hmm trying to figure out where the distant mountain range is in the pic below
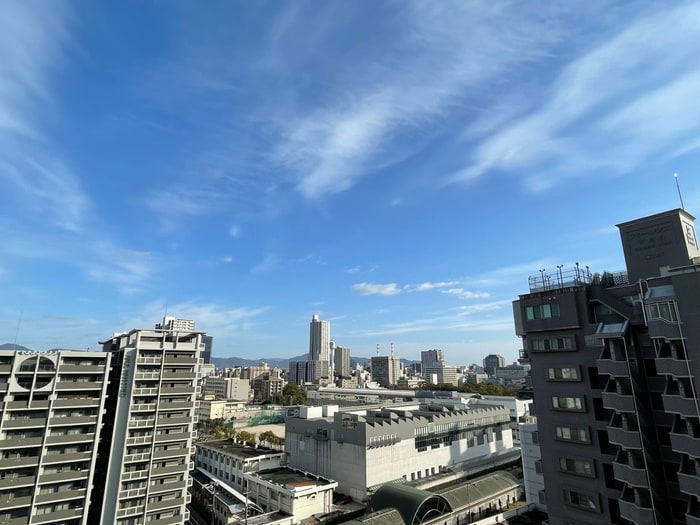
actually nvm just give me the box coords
[1,344,417,370]
[210,354,418,370]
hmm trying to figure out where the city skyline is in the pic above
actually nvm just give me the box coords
[3,2,700,364]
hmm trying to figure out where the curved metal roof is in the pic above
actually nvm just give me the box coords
[370,483,452,525]
[439,471,520,511]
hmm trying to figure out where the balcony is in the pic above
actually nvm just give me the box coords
[133,387,159,396]
[619,499,655,524]
[124,452,151,464]
[150,464,187,477]
[679,472,700,498]
[149,480,185,494]
[0,437,43,448]
[0,456,40,468]
[3,417,47,429]
[613,461,648,488]
[157,416,192,427]
[596,358,629,377]
[0,495,32,508]
[146,514,185,525]
[662,394,699,417]
[607,426,642,449]
[163,356,197,366]
[688,512,700,525]
[58,364,105,373]
[0,363,12,373]
[152,448,187,460]
[162,371,194,379]
[49,415,98,426]
[155,432,190,443]
[4,400,50,410]
[53,398,101,408]
[131,403,157,413]
[602,391,636,413]
[159,386,195,395]
[55,381,103,391]
[670,432,700,458]
[41,452,93,465]
[0,475,35,490]
[39,470,89,484]
[116,505,145,518]
[137,356,162,365]
[34,488,86,504]
[45,433,95,445]
[128,418,156,429]
[147,496,185,512]
[647,319,682,340]
[655,358,691,377]
[121,470,148,482]
[119,487,147,499]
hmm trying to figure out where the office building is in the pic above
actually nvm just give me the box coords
[286,402,515,501]
[92,319,203,525]
[423,364,459,386]
[0,350,111,525]
[513,208,700,524]
[483,354,505,376]
[334,346,351,379]
[202,376,250,401]
[370,354,401,388]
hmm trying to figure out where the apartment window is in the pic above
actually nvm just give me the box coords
[645,302,677,323]
[548,367,580,381]
[526,303,560,320]
[532,336,574,352]
[559,457,594,477]
[535,460,543,474]
[552,396,585,412]
[531,431,539,444]
[555,425,590,443]
[563,488,599,512]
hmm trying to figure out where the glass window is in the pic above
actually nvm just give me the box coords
[559,457,594,477]
[548,367,580,381]
[555,425,590,443]
[552,396,585,411]
[563,488,599,511]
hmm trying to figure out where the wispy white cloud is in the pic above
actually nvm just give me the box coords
[266,2,568,199]
[449,2,700,189]
[345,266,361,274]
[229,225,240,238]
[405,281,460,292]
[443,288,491,300]
[122,300,268,338]
[352,282,401,296]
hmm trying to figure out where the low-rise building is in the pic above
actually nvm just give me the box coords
[286,402,515,501]
[203,376,251,401]
[519,421,546,513]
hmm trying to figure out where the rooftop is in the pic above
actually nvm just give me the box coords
[197,440,281,458]
[251,467,336,489]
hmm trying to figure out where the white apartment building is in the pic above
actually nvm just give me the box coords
[0,350,111,525]
[202,376,250,401]
[96,322,203,525]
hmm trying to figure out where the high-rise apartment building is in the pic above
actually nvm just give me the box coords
[334,346,351,378]
[92,319,203,525]
[309,315,330,363]
[513,208,700,524]
[0,350,111,525]
[483,354,505,376]
[201,335,213,364]
[0,317,202,525]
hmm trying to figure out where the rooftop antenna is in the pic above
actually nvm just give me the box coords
[675,173,686,210]
[376,344,380,356]
[390,342,394,356]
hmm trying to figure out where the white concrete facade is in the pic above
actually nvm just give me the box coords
[519,421,546,512]
[286,403,514,501]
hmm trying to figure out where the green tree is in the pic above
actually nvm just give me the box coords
[282,384,307,405]
[238,430,256,446]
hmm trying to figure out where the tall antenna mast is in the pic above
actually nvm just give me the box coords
[13,315,22,351]
[376,344,380,356]
[390,342,394,356]
[675,173,686,210]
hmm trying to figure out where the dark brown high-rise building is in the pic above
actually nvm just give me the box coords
[514,208,700,524]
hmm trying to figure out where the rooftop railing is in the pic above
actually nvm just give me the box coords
[528,264,628,292]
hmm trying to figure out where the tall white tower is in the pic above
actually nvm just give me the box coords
[309,314,330,363]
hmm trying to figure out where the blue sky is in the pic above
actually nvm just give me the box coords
[2,1,700,365]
